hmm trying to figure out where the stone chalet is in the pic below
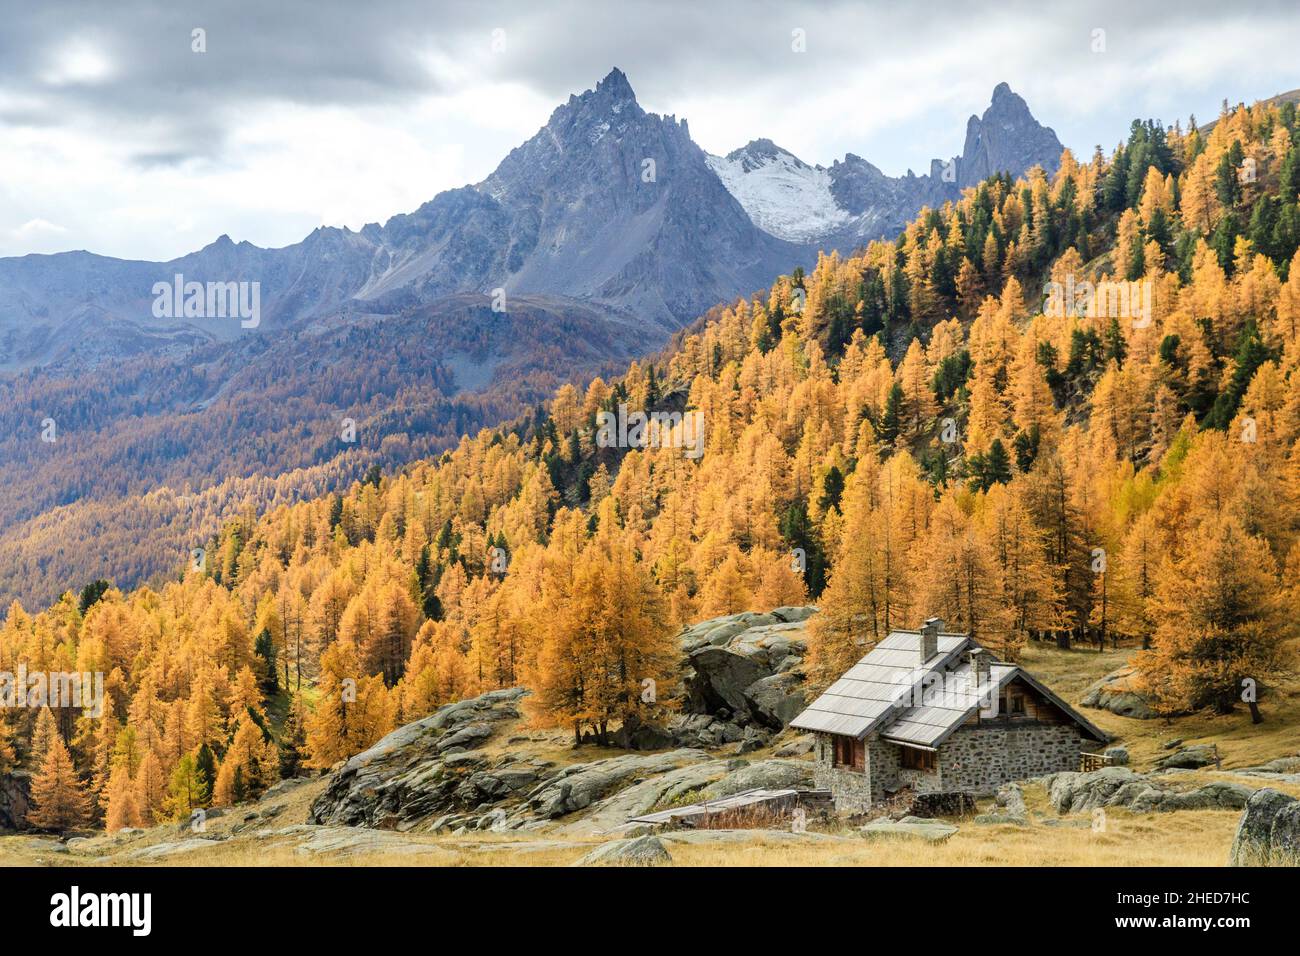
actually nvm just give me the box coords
[790,618,1107,813]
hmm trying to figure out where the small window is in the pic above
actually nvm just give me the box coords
[900,747,936,772]
[832,736,865,771]
[1009,693,1026,716]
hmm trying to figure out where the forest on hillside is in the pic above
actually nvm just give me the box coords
[5,95,1300,832]
[0,296,639,610]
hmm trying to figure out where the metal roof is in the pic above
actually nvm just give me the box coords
[789,629,969,739]
[882,662,1016,748]
[791,629,1110,746]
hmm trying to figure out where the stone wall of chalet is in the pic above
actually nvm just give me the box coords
[812,732,900,813]
[935,722,1084,794]
[814,722,1087,811]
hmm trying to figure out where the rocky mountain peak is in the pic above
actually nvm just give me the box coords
[559,66,643,122]
[974,81,1037,133]
[460,68,791,327]
[956,82,1063,187]
[712,83,1064,249]
[476,68,664,207]
[595,66,635,99]
[723,138,810,172]
[0,71,1064,374]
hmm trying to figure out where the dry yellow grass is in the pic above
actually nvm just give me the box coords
[4,639,1295,868]
[661,812,1242,867]
[1018,640,1300,771]
[0,797,1246,868]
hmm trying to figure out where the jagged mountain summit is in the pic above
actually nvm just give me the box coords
[707,140,852,243]
[955,82,1065,187]
[707,81,1064,247]
[0,71,1062,371]
[0,69,795,370]
[355,68,796,332]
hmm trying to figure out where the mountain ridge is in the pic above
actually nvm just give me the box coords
[0,70,1069,606]
[706,79,1064,246]
[0,70,1062,372]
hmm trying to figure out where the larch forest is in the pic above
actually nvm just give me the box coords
[8,95,1300,837]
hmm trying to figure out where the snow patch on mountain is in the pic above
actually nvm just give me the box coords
[706,140,850,244]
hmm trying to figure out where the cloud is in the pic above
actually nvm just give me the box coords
[40,38,116,87]
[6,219,70,256]
[0,0,1297,259]
[12,218,68,239]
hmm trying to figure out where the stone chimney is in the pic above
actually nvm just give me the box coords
[919,618,940,664]
[968,646,990,690]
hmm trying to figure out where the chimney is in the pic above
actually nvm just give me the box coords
[919,618,940,664]
[968,647,990,690]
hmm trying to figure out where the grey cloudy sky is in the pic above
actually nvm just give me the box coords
[2,0,1298,260]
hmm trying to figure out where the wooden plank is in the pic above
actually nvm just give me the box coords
[626,788,803,825]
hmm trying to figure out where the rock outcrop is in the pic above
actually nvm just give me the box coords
[308,608,827,834]
[1229,788,1300,866]
[1236,756,1300,775]
[774,734,814,757]
[1080,666,1154,719]
[574,834,672,866]
[1228,756,1300,784]
[124,838,223,860]
[674,607,814,747]
[1045,767,1252,814]
[522,749,712,821]
[1154,744,1219,771]
[552,756,814,835]
[861,816,958,842]
[556,760,730,834]
[309,688,537,829]
[696,759,813,800]
[0,771,31,832]
[975,783,1030,826]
